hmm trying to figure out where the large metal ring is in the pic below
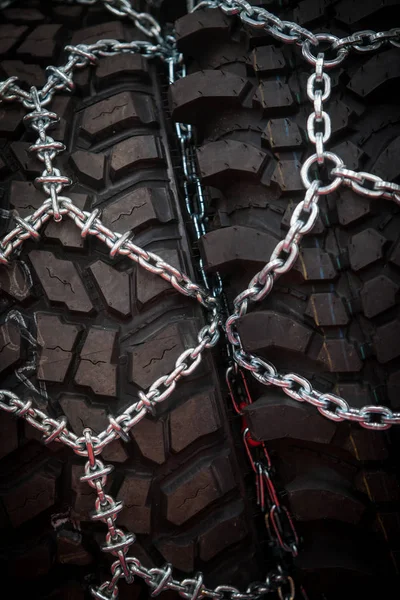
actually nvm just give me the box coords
[300,151,344,195]
[302,33,349,68]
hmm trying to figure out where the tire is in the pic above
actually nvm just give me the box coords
[167,0,400,597]
[0,3,261,598]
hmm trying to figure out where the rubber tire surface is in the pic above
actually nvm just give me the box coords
[0,2,262,598]
[167,0,400,597]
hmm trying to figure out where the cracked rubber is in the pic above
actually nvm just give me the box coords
[0,2,263,597]
[168,1,400,598]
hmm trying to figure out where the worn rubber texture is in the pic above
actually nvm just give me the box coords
[0,2,264,598]
[168,1,400,597]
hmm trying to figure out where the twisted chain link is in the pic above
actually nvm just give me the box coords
[226,366,299,559]
[84,427,292,600]
[1,0,400,598]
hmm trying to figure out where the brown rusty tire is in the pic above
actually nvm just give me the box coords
[166,0,400,597]
[0,3,263,598]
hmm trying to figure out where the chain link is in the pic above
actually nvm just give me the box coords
[83,426,290,600]
[225,175,400,429]
[226,366,299,561]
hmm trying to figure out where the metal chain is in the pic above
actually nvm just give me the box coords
[196,0,400,54]
[226,366,299,558]
[82,430,293,600]
[220,17,400,429]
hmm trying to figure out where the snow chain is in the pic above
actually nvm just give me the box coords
[0,0,400,598]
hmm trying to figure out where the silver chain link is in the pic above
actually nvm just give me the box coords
[1,0,400,597]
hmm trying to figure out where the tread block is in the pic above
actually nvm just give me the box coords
[197,140,268,186]
[36,313,79,383]
[237,310,313,354]
[343,428,388,462]
[70,150,105,190]
[56,530,93,566]
[335,0,399,24]
[305,293,349,327]
[317,339,362,372]
[293,0,328,26]
[136,248,180,307]
[0,260,32,301]
[349,229,386,271]
[75,327,118,397]
[70,21,125,46]
[29,250,93,313]
[156,538,195,573]
[0,60,46,88]
[89,260,131,318]
[287,469,366,524]
[118,473,151,534]
[128,322,191,390]
[9,178,47,215]
[59,394,108,434]
[80,91,157,143]
[361,275,398,318]
[199,503,248,562]
[253,81,295,115]
[50,4,83,24]
[3,8,44,23]
[262,118,303,151]
[59,394,127,463]
[373,320,400,363]
[297,248,337,281]
[10,141,42,176]
[161,452,236,526]
[0,413,18,461]
[199,225,278,273]
[17,24,62,59]
[110,135,165,181]
[0,24,28,55]
[251,46,286,75]
[0,321,21,375]
[347,51,400,98]
[331,141,363,170]
[335,383,372,410]
[389,240,400,268]
[3,460,61,527]
[175,8,231,52]
[102,186,175,235]
[130,416,165,465]
[45,193,88,249]
[95,54,149,87]
[327,99,351,136]
[337,189,371,226]
[372,136,400,182]
[169,70,249,123]
[71,463,96,517]
[243,394,336,443]
[170,391,221,453]
[355,470,400,503]
[271,158,303,192]
[388,370,400,408]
